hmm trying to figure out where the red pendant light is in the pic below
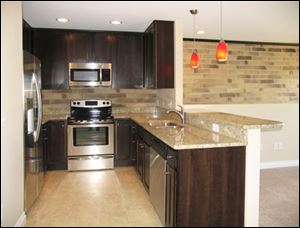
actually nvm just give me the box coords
[216,40,228,62]
[216,1,228,62]
[190,9,200,68]
[190,50,200,68]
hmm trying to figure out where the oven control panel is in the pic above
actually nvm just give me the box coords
[71,100,111,108]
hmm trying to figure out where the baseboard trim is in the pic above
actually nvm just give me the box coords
[260,160,299,169]
[14,212,26,227]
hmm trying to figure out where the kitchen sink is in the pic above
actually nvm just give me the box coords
[148,119,184,129]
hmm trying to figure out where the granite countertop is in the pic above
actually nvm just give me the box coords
[187,112,283,129]
[43,110,282,150]
[117,113,246,150]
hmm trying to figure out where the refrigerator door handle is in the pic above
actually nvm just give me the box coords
[32,72,42,143]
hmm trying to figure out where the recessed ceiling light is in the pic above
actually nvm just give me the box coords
[197,30,205,35]
[110,20,122,25]
[56,17,69,23]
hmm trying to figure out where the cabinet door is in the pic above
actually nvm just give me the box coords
[113,33,144,88]
[66,31,93,62]
[130,121,138,164]
[115,119,132,166]
[93,32,114,63]
[143,142,150,192]
[144,21,174,89]
[23,20,33,53]
[33,29,68,89]
[44,120,67,170]
[136,136,144,180]
[144,25,155,88]
[155,21,174,88]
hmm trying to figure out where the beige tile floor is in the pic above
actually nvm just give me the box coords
[25,167,162,227]
[26,166,299,227]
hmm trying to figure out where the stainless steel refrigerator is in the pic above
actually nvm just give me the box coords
[24,51,44,212]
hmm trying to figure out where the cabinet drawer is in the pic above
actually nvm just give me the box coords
[68,155,113,171]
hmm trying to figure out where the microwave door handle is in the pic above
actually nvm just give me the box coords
[32,73,42,143]
[99,66,102,85]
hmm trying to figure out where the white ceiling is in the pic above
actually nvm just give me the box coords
[23,1,299,43]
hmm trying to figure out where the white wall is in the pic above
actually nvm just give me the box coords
[1,1,25,227]
[184,104,299,163]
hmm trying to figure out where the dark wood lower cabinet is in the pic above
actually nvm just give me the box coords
[135,125,245,227]
[136,135,144,180]
[176,147,245,227]
[115,119,131,166]
[115,119,138,166]
[44,120,67,170]
[143,142,150,191]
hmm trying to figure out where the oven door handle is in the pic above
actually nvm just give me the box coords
[67,124,114,128]
[68,155,113,160]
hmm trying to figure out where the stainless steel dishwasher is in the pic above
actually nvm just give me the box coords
[149,146,166,226]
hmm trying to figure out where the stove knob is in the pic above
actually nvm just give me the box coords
[106,102,109,105]
[77,102,80,105]
[73,102,76,105]
[103,101,106,105]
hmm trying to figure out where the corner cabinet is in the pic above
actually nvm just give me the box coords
[144,20,174,88]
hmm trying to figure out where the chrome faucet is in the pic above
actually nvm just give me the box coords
[167,105,185,125]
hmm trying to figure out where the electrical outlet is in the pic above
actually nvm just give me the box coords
[278,142,284,150]
[274,142,284,151]
[212,123,220,133]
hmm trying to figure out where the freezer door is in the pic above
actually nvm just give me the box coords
[24,51,44,212]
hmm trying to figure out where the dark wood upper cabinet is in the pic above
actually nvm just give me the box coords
[23,20,33,53]
[144,20,174,88]
[112,32,144,88]
[66,31,93,62]
[33,29,69,89]
[93,32,115,62]
[30,20,174,89]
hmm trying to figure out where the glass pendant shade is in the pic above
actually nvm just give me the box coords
[190,9,199,69]
[216,40,228,62]
[190,50,200,69]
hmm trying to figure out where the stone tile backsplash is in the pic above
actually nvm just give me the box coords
[42,88,158,120]
[183,41,299,104]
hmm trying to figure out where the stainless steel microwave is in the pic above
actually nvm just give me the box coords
[69,62,112,87]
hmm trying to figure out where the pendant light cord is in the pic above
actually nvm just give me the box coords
[193,12,195,51]
[220,1,223,40]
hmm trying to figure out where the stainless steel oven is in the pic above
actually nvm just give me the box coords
[68,123,114,156]
[67,99,114,171]
[67,123,114,171]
